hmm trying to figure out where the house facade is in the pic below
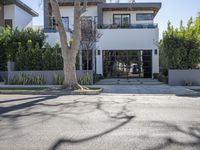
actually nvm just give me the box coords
[0,0,38,30]
[44,0,161,78]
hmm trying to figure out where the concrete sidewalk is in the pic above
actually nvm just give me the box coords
[90,84,200,96]
[0,84,200,96]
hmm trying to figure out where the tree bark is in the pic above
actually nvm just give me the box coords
[49,0,86,90]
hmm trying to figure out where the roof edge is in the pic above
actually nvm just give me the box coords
[15,0,38,17]
[0,0,38,17]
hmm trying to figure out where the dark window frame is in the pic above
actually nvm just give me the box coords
[81,16,93,41]
[4,19,12,29]
[113,14,131,26]
[61,16,69,31]
[136,13,154,21]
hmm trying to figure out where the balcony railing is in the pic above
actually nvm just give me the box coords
[97,23,158,29]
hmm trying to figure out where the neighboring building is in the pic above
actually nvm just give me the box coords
[44,0,161,78]
[0,0,38,30]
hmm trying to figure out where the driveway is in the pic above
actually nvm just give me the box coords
[0,90,200,150]
[91,84,199,96]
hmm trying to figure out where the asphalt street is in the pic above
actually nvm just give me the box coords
[0,91,200,150]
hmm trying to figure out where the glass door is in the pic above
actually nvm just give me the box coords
[121,14,130,28]
[103,50,152,78]
[113,15,121,26]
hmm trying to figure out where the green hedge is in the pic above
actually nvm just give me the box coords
[15,42,63,70]
[160,15,200,70]
[0,27,81,71]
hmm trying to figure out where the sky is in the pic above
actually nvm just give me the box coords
[21,0,200,39]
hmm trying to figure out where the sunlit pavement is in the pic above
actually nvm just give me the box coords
[0,92,200,150]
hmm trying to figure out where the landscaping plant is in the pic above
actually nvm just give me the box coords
[160,14,200,70]
[8,73,45,85]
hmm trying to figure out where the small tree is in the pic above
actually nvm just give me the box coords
[80,17,102,71]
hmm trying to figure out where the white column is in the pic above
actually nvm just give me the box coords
[96,49,103,75]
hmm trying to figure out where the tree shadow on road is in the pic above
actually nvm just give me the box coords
[144,121,200,150]
[0,95,136,148]
[0,95,58,115]
[49,97,135,150]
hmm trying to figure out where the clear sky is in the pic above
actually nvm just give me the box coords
[21,0,200,39]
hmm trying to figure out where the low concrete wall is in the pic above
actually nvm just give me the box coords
[0,71,8,81]
[0,70,93,85]
[169,69,200,86]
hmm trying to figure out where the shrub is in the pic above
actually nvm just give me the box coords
[0,27,45,62]
[53,73,64,85]
[94,74,103,83]
[181,80,194,86]
[160,15,200,70]
[0,76,3,82]
[158,74,168,84]
[8,73,45,85]
[78,74,92,85]
[153,73,159,79]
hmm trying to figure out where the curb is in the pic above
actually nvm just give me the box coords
[0,88,103,95]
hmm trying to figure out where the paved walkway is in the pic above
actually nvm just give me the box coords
[95,78,163,85]
[91,84,199,96]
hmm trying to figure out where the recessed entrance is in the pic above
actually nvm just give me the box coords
[103,50,152,78]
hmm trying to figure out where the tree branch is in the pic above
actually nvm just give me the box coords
[71,0,81,55]
[49,0,70,52]
[80,0,88,15]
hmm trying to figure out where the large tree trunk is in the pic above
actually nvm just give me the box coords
[49,0,86,90]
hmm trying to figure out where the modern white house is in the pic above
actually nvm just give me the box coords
[44,0,161,78]
[0,0,38,30]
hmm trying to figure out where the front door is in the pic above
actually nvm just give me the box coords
[103,50,152,78]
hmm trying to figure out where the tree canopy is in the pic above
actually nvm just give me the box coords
[160,14,200,70]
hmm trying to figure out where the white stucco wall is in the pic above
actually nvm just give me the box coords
[103,10,154,25]
[4,4,33,30]
[59,6,97,30]
[15,5,33,30]
[46,5,97,46]
[97,28,158,50]
[45,32,72,47]
[4,5,15,27]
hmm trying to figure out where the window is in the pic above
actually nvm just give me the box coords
[81,16,93,41]
[113,15,121,25]
[113,14,130,27]
[82,50,93,70]
[136,13,153,21]
[5,19,12,29]
[154,49,157,55]
[97,50,101,55]
[62,17,69,31]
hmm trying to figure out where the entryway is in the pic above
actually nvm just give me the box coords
[95,78,163,85]
[102,50,152,78]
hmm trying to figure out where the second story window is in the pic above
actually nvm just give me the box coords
[113,14,130,28]
[136,13,154,21]
[62,17,69,31]
[81,16,93,41]
[5,19,12,29]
